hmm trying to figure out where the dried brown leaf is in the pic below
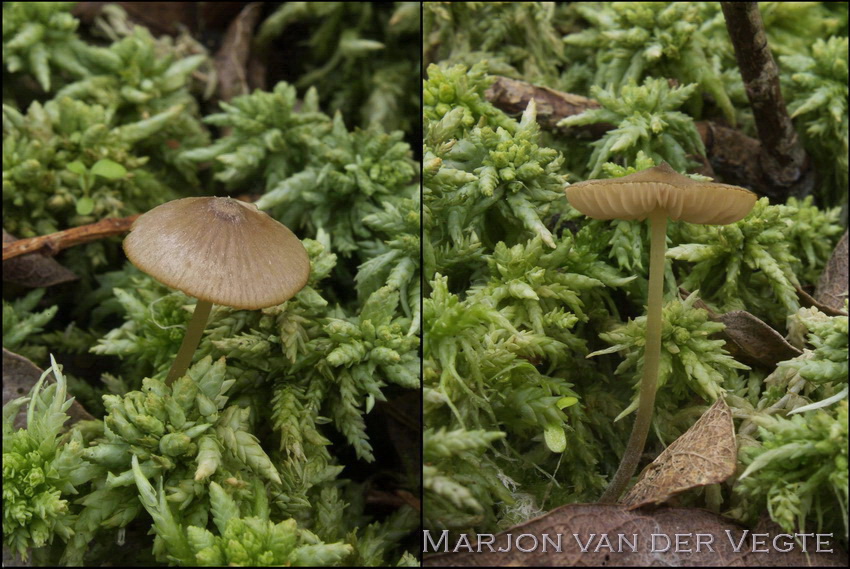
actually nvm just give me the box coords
[814,230,848,314]
[2,349,96,430]
[214,2,263,103]
[423,503,847,566]
[677,288,803,368]
[622,398,736,509]
[679,287,718,316]
[484,76,608,136]
[716,310,802,368]
[796,285,846,318]
[2,229,78,288]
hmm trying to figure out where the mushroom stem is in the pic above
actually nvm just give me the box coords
[166,299,213,385]
[600,208,667,502]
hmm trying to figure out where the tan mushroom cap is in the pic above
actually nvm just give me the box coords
[566,163,757,225]
[124,197,310,310]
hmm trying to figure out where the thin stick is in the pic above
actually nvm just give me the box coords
[599,209,667,503]
[2,215,139,261]
[166,299,213,385]
[720,2,812,197]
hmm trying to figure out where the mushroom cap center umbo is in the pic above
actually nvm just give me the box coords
[566,163,758,225]
[124,197,310,310]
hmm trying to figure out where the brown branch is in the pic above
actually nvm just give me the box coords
[485,76,613,138]
[2,215,139,262]
[720,2,814,200]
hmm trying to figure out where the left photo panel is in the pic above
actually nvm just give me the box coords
[2,2,422,567]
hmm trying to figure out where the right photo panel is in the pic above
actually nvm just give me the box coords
[422,2,848,566]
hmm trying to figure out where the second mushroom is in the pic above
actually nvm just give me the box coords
[565,162,756,502]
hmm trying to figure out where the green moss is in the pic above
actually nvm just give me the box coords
[4,2,420,565]
[424,6,847,551]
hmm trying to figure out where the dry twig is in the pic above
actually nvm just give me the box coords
[2,215,139,262]
[721,2,814,200]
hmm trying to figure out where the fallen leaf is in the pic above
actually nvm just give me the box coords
[715,310,802,368]
[423,503,847,566]
[485,76,611,138]
[2,229,78,288]
[677,289,803,368]
[814,230,848,314]
[214,2,264,103]
[796,285,846,318]
[2,349,96,430]
[622,398,736,509]
[678,288,719,316]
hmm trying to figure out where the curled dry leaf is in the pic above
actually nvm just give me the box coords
[2,229,77,288]
[484,76,609,136]
[214,2,264,103]
[2,348,95,430]
[814,230,848,314]
[423,503,847,567]
[622,398,736,509]
[716,311,802,368]
[678,288,719,316]
[796,285,846,318]
[677,288,802,368]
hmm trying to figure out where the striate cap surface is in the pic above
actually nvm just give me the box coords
[565,163,757,225]
[124,197,310,309]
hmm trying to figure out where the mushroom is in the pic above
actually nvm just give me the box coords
[123,197,310,384]
[565,162,756,502]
